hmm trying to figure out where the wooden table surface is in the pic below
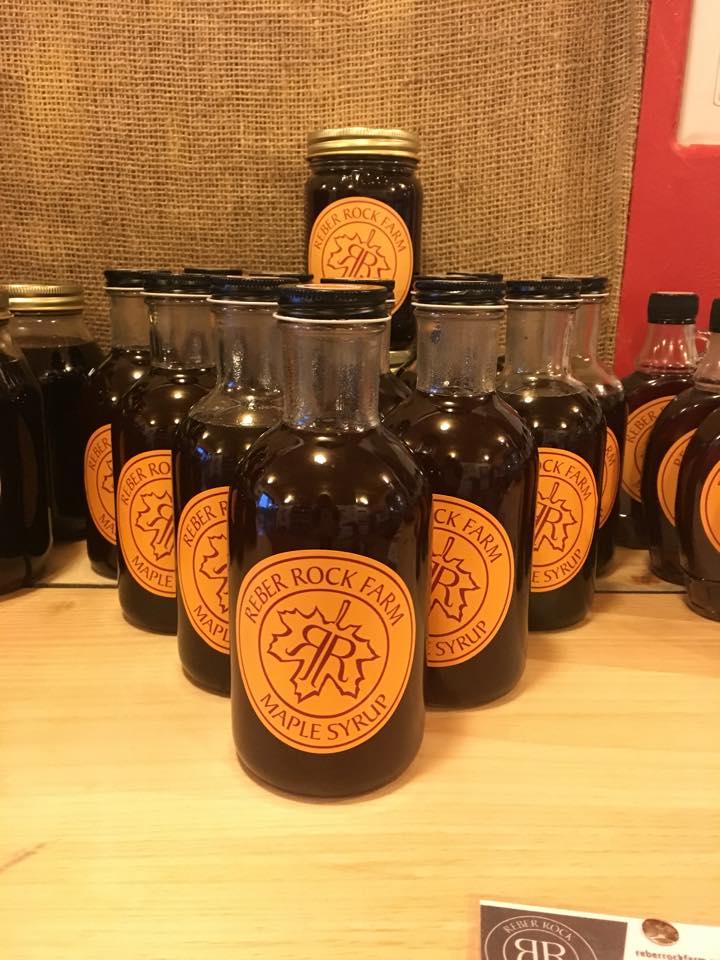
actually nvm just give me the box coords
[2,545,718,959]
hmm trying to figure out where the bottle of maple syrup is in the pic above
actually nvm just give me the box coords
[497,279,604,630]
[676,401,720,620]
[0,290,52,592]
[228,283,430,797]
[114,273,215,633]
[84,270,155,579]
[642,300,720,583]
[549,275,626,572]
[320,277,411,417]
[7,282,103,541]
[174,276,286,695]
[385,277,536,706]
[617,292,698,548]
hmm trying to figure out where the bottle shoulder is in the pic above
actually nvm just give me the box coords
[622,369,695,404]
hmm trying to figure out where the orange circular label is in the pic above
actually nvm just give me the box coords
[599,427,620,528]
[428,495,514,667]
[657,429,696,527]
[307,197,414,313]
[532,448,598,593]
[622,396,674,501]
[700,460,720,552]
[116,450,175,598]
[236,550,416,754]
[84,423,116,544]
[177,486,230,653]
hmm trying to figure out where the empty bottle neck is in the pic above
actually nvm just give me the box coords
[695,331,720,389]
[211,302,281,399]
[281,320,382,432]
[570,297,603,364]
[108,291,149,349]
[148,297,214,370]
[380,319,392,374]
[415,306,502,396]
[636,322,697,372]
[503,303,577,378]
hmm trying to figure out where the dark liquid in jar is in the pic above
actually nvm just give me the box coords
[21,339,103,540]
[229,423,429,797]
[85,346,151,578]
[114,367,214,633]
[386,392,536,706]
[498,383,604,630]
[594,390,627,572]
[0,352,52,591]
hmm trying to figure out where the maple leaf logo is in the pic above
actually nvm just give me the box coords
[136,490,175,561]
[430,534,480,622]
[100,463,114,496]
[534,481,577,553]
[198,534,228,615]
[269,599,378,703]
[326,228,391,279]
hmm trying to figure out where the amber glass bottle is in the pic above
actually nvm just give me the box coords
[229,283,430,798]
[643,302,720,583]
[676,401,720,620]
[554,275,626,572]
[385,277,536,706]
[497,279,604,630]
[0,290,52,592]
[8,282,103,541]
[617,292,698,548]
[114,273,215,633]
[174,277,285,695]
[305,127,422,351]
[83,270,154,578]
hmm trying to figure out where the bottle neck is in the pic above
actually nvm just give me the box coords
[502,303,577,378]
[281,320,382,432]
[570,297,602,364]
[416,306,502,396]
[636,322,697,372]
[694,331,720,390]
[380,318,391,374]
[108,292,149,348]
[212,302,281,398]
[148,297,214,370]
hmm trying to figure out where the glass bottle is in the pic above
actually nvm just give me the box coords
[676,403,720,620]
[558,275,627,572]
[497,279,605,630]
[643,301,720,583]
[320,276,411,418]
[228,283,430,798]
[617,292,698,548]
[114,273,215,634]
[83,270,154,578]
[174,277,285,695]
[305,127,422,351]
[385,277,537,707]
[0,290,52,591]
[7,282,103,541]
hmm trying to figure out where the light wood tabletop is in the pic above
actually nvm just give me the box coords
[2,546,718,960]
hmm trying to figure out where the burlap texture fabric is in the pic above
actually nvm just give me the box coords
[0,1,647,358]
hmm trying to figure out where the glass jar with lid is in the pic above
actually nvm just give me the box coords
[305,126,422,353]
[7,282,103,541]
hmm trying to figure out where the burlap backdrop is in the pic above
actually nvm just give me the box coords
[0,1,647,358]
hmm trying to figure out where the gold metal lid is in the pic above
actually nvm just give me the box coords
[6,282,85,313]
[307,126,419,159]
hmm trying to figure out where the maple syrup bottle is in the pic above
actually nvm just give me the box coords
[676,403,720,619]
[114,273,215,633]
[385,278,536,706]
[560,275,627,572]
[642,301,720,584]
[321,277,411,417]
[617,292,698,548]
[229,283,430,798]
[497,279,604,630]
[84,270,154,578]
[174,277,285,695]
[0,291,52,592]
[7,282,103,541]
